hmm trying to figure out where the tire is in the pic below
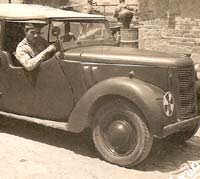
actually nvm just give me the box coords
[166,123,200,143]
[92,98,153,167]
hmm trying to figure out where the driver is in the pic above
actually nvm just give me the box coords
[15,23,58,71]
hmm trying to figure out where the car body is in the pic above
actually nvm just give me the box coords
[0,3,200,167]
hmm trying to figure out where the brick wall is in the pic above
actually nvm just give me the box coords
[139,0,200,64]
[139,17,200,63]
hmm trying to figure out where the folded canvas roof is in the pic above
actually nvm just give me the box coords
[0,3,105,21]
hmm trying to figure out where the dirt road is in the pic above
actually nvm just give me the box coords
[0,118,200,179]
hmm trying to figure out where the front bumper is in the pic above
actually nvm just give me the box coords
[162,116,200,137]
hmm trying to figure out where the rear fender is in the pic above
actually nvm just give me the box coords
[67,77,167,136]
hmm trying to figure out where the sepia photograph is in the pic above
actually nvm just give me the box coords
[0,0,200,178]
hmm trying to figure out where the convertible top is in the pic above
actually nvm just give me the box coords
[0,3,105,21]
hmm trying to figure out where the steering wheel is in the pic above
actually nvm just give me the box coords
[60,32,77,42]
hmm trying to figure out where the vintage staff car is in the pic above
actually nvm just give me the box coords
[0,3,200,167]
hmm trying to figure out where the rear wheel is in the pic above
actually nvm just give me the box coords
[92,98,153,167]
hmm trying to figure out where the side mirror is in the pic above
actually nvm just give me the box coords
[51,26,63,52]
[51,26,61,37]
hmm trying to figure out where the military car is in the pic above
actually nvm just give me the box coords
[0,3,199,167]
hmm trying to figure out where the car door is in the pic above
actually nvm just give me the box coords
[0,52,74,122]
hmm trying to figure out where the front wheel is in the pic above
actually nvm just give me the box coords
[92,98,153,167]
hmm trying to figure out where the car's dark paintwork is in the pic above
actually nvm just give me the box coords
[65,46,192,67]
[67,77,167,136]
[2,4,200,167]
[0,4,199,143]
[61,46,196,135]
[0,52,74,121]
[0,39,198,137]
[58,56,88,103]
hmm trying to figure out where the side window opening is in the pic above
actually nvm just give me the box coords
[4,22,25,53]
[0,19,50,67]
[3,22,49,67]
[4,22,25,66]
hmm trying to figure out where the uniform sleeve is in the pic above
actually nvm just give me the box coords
[15,45,45,71]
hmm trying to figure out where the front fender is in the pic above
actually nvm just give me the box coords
[67,77,168,136]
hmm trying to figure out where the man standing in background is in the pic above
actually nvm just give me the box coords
[82,0,94,14]
[114,0,135,28]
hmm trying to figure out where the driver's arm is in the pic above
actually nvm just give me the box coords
[15,44,56,71]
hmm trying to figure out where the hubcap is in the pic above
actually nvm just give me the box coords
[104,119,137,155]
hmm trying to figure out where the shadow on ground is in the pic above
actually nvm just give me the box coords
[1,117,200,173]
[0,117,97,159]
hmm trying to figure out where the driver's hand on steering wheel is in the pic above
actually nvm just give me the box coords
[43,43,59,61]
[45,44,57,53]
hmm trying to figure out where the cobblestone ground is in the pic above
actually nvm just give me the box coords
[0,118,200,179]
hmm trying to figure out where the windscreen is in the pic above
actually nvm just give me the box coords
[50,20,114,48]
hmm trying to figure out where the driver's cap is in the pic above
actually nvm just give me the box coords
[25,21,46,30]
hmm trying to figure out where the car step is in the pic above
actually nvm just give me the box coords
[0,111,68,131]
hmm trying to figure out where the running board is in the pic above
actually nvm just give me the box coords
[0,111,68,131]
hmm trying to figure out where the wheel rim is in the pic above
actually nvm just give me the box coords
[101,114,138,156]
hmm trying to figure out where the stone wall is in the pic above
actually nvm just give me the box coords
[139,0,200,64]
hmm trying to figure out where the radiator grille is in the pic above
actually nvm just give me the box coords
[178,66,197,119]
